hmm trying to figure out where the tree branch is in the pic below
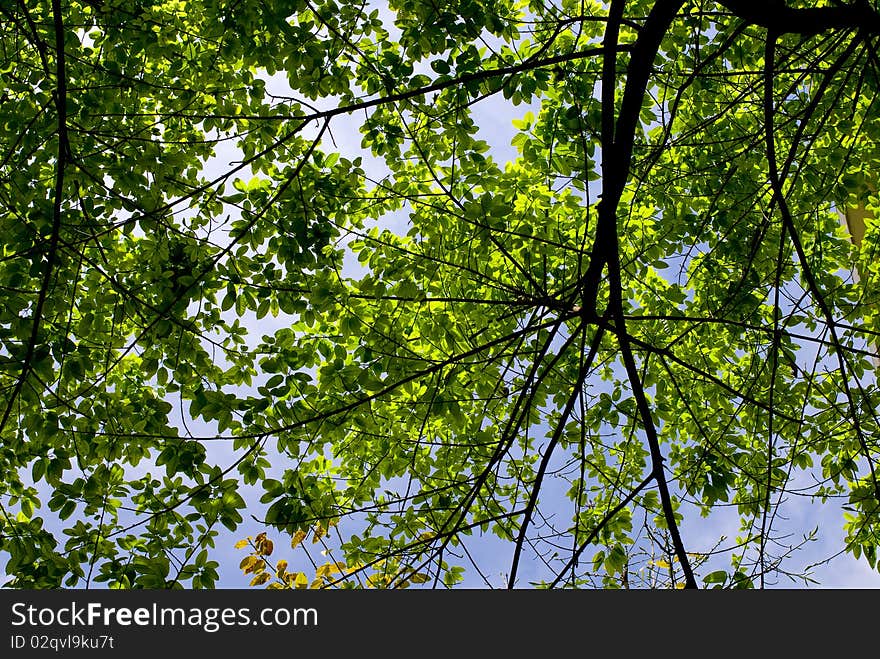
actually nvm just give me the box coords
[718,0,880,35]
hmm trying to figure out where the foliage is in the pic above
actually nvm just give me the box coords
[3,0,880,589]
[235,528,431,588]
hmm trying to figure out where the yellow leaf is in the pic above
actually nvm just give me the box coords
[409,573,430,584]
[276,560,288,576]
[316,561,345,578]
[312,522,325,543]
[239,556,259,573]
[366,573,390,588]
[234,538,250,549]
[241,558,265,576]
[651,559,671,569]
[294,572,309,589]
[291,529,307,549]
[309,578,324,589]
[418,532,435,542]
[250,572,271,587]
[675,582,686,589]
[266,582,286,590]
[254,534,273,556]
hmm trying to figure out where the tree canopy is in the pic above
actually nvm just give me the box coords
[3,0,880,589]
